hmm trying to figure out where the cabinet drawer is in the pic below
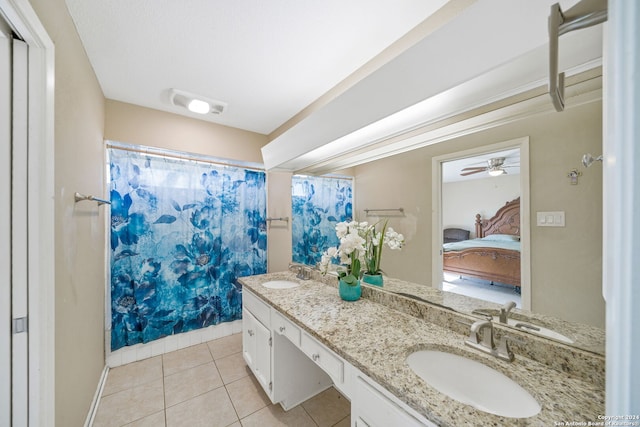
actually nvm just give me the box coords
[355,376,434,427]
[243,289,270,327]
[271,310,301,347]
[301,332,343,384]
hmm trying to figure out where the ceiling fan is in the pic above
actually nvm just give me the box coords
[460,157,517,177]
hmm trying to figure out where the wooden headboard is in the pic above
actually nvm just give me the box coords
[475,197,520,238]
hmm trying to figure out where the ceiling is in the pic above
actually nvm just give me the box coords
[66,0,603,172]
[65,0,448,134]
[442,148,520,183]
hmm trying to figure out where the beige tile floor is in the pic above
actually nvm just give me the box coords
[93,333,351,427]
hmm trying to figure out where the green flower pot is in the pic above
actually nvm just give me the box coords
[339,278,361,301]
[362,273,384,287]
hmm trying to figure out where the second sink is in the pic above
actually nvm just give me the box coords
[406,349,541,418]
[261,280,300,289]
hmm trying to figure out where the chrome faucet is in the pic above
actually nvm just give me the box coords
[288,263,312,280]
[464,319,518,362]
[499,301,517,324]
[466,320,495,350]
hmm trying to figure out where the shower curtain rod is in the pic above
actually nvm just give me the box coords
[106,141,266,172]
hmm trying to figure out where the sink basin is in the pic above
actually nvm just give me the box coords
[496,317,574,344]
[261,280,300,289]
[407,350,541,418]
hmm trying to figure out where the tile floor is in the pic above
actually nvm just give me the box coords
[443,272,521,307]
[93,333,351,427]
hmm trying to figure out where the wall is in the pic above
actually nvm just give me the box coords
[28,0,106,425]
[105,100,267,163]
[443,174,520,238]
[266,172,293,272]
[354,100,604,328]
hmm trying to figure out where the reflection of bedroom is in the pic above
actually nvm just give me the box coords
[441,150,521,306]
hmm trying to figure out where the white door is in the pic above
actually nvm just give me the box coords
[0,18,30,426]
[12,35,29,427]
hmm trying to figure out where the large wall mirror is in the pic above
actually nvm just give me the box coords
[350,98,604,355]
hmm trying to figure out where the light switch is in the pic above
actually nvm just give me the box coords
[537,211,565,227]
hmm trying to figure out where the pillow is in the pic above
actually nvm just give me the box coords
[482,234,520,242]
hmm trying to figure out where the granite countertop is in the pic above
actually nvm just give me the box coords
[239,272,605,427]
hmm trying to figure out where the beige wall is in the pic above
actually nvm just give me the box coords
[443,174,520,238]
[354,100,604,328]
[29,0,107,425]
[105,100,267,162]
[266,172,293,272]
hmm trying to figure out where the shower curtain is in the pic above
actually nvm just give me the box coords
[291,175,352,266]
[108,146,267,351]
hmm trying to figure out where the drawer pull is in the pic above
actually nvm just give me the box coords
[248,329,254,337]
[312,353,320,361]
[279,326,286,333]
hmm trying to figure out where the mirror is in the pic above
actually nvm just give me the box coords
[343,98,605,355]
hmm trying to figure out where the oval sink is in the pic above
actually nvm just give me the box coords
[407,350,541,418]
[261,280,300,289]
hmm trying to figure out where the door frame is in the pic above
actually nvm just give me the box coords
[0,0,55,423]
[431,136,531,311]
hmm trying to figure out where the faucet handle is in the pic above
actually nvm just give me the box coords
[497,334,525,362]
[499,301,517,324]
[468,319,494,349]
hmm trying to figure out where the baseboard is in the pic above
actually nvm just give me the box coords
[84,365,109,427]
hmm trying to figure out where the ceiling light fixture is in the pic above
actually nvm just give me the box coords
[169,89,227,115]
[488,167,505,176]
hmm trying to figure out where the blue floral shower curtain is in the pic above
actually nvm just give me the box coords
[291,175,352,266]
[108,147,267,351]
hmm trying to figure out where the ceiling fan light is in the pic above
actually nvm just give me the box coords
[488,168,505,177]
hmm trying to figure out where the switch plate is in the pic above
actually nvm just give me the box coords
[537,211,565,227]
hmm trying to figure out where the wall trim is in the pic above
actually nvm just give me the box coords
[83,366,109,427]
[431,136,531,310]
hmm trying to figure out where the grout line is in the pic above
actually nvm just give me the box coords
[221,378,242,426]
[300,404,320,427]
[162,354,168,427]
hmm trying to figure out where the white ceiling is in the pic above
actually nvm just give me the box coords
[65,0,448,134]
[442,148,520,183]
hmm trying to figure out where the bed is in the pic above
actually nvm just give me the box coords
[442,197,521,288]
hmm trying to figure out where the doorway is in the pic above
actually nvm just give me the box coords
[431,137,531,310]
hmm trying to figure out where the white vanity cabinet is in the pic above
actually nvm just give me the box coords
[242,290,273,394]
[242,288,334,409]
[243,287,434,426]
[242,308,272,391]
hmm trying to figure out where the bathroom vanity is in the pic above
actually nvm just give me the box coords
[239,272,604,426]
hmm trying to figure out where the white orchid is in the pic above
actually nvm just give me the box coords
[319,220,368,284]
[384,227,405,251]
[363,220,405,275]
[320,219,405,282]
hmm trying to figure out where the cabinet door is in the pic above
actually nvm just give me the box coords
[242,308,257,368]
[253,316,272,392]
